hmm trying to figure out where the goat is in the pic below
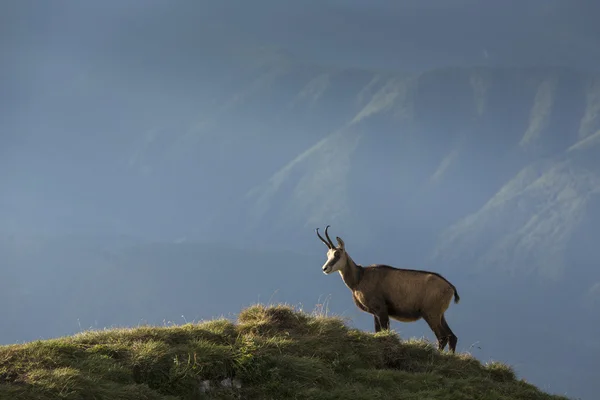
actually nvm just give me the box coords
[316,225,460,353]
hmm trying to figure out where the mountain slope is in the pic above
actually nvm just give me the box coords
[7,55,599,277]
[4,60,600,398]
[432,158,600,281]
[216,66,600,276]
[0,304,569,400]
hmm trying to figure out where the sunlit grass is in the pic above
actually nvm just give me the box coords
[0,304,570,399]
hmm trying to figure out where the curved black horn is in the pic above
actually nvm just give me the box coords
[316,227,332,248]
[324,225,336,248]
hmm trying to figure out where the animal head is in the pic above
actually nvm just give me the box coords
[316,225,347,275]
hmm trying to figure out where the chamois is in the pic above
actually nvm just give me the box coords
[316,225,460,353]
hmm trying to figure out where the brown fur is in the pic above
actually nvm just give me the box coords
[317,227,460,353]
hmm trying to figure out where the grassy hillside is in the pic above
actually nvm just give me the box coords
[0,304,568,400]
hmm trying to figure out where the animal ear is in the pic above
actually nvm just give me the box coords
[336,236,345,249]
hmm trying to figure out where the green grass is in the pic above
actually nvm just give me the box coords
[0,304,569,400]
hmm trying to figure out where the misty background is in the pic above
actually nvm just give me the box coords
[2,1,600,399]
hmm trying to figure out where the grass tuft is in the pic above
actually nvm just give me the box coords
[0,303,570,399]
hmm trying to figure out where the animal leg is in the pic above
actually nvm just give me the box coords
[441,315,458,354]
[374,315,381,332]
[437,317,450,351]
[438,334,449,351]
[373,311,390,333]
[423,315,446,351]
[379,312,390,331]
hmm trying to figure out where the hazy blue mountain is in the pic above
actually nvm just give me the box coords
[4,51,600,398]
[210,64,600,279]
[3,53,600,398]
[3,1,600,399]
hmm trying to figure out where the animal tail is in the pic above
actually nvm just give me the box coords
[453,287,460,304]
